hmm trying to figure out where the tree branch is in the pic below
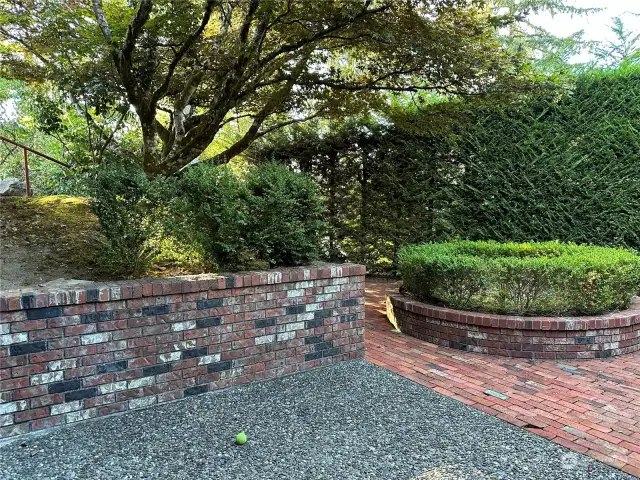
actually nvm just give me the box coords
[98,110,128,162]
[91,0,114,44]
[211,109,326,164]
[258,4,390,66]
[239,0,261,44]
[154,119,171,146]
[151,0,216,105]
[122,0,153,60]
[0,27,52,66]
[209,55,311,164]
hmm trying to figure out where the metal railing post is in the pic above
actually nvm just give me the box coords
[0,135,69,197]
[23,147,31,197]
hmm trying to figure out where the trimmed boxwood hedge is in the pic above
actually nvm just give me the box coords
[398,241,640,315]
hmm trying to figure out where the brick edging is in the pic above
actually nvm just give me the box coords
[387,293,640,359]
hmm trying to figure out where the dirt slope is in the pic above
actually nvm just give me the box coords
[0,196,103,290]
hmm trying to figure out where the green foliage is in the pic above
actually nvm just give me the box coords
[88,162,155,277]
[244,163,326,267]
[254,65,640,274]
[177,163,325,269]
[594,17,640,66]
[1,0,534,175]
[176,164,249,269]
[0,78,138,195]
[88,161,326,275]
[450,65,640,250]
[399,241,640,315]
[492,0,597,76]
[252,116,462,274]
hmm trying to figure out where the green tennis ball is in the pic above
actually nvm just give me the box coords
[235,432,247,445]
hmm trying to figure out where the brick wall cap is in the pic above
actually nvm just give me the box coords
[0,264,365,312]
[388,293,640,331]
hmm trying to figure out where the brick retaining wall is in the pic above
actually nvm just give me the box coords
[387,293,640,360]
[0,264,365,438]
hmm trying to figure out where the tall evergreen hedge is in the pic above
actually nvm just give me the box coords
[452,66,640,249]
[255,65,640,272]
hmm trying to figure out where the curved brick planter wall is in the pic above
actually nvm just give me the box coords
[387,293,640,360]
[0,264,365,438]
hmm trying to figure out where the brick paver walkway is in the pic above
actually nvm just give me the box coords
[364,281,640,478]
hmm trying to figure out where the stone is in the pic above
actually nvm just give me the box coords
[0,178,26,196]
[39,278,95,289]
[484,389,509,400]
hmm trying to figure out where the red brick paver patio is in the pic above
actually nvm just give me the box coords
[364,280,640,478]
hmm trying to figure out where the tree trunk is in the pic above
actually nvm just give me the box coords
[141,121,159,174]
[327,150,339,261]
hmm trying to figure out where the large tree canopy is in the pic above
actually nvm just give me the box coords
[1,0,529,175]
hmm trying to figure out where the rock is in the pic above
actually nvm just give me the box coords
[38,278,96,289]
[0,178,26,196]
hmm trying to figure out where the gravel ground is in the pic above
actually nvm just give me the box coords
[0,360,632,480]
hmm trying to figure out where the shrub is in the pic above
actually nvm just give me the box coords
[88,162,327,275]
[173,162,326,269]
[398,240,640,315]
[244,163,326,267]
[88,162,155,276]
[176,164,249,269]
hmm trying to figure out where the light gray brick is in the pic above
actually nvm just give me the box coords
[220,367,244,379]
[111,340,128,351]
[128,377,154,389]
[171,321,196,332]
[51,400,83,415]
[129,396,156,410]
[484,390,509,401]
[329,266,344,277]
[266,272,282,284]
[109,287,122,300]
[287,289,305,298]
[467,331,488,340]
[285,322,305,331]
[30,371,64,386]
[0,400,28,415]
[158,352,181,363]
[0,333,28,346]
[169,340,196,351]
[81,332,111,345]
[0,414,14,427]
[276,331,295,342]
[255,334,275,345]
[197,354,221,365]
[99,381,128,395]
[66,409,97,423]
[48,359,79,371]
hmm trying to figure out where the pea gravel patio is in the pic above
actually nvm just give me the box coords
[0,361,632,480]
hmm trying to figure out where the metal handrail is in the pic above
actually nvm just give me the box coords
[0,135,70,197]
